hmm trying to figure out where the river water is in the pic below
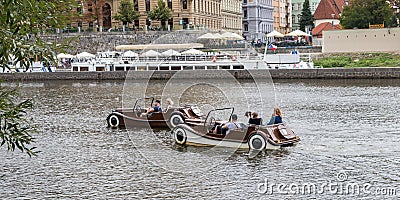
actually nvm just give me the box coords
[1,79,399,199]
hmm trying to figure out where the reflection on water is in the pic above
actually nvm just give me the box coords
[0,79,399,199]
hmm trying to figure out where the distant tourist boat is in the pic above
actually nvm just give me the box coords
[70,50,314,72]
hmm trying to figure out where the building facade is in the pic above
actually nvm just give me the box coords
[70,0,225,31]
[273,0,292,34]
[242,0,274,43]
[291,0,321,31]
[221,0,243,34]
[311,0,346,46]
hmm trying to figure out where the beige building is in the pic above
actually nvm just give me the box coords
[323,28,400,53]
[273,0,291,34]
[221,0,242,34]
[71,0,223,31]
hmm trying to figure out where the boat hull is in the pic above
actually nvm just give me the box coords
[172,125,292,150]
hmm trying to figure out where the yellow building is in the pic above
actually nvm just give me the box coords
[71,0,224,31]
[221,0,242,34]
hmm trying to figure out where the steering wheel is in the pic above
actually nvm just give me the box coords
[208,117,216,131]
[134,105,142,113]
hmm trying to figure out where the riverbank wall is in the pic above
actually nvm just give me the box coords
[1,68,400,81]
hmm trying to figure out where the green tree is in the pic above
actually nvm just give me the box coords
[113,0,140,29]
[148,0,172,29]
[299,0,315,32]
[0,0,77,156]
[388,15,399,27]
[1,0,78,70]
[0,87,37,156]
[340,0,393,29]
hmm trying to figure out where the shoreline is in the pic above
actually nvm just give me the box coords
[1,68,400,81]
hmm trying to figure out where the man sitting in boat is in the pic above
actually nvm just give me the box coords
[213,114,241,135]
[141,100,162,117]
[246,111,263,125]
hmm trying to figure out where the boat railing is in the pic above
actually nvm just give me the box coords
[73,54,264,65]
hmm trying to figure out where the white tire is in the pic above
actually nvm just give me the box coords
[108,114,120,128]
[173,127,187,145]
[169,113,184,128]
[248,134,266,151]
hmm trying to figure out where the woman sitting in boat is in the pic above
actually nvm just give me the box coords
[246,111,263,125]
[165,98,174,110]
[267,108,283,125]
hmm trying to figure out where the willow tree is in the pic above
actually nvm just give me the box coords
[148,0,172,29]
[113,0,140,30]
[0,0,78,156]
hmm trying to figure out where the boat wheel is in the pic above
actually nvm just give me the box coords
[172,127,187,145]
[248,133,266,151]
[108,114,120,128]
[135,105,141,113]
[169,113,184,128]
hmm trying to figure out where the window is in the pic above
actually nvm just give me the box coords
[146,0,150,11]
[243,9,247,18]
[244,24,248,31]
[243,0,247,4]
[168,0,172,9]
[312,2,317,11]
[77,7,82,14]
[183,0,187,9]
[134,0,139,11]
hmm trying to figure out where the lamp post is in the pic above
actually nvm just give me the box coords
[331,14,335,30]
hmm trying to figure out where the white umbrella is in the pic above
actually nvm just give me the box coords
[286,30,311,36]
[122,50,139,57]
[57,53,74,59]
[181,48,206,55]
[266,30,285,38]
[197,33,215,39]
[76,52,95,59]
[221,32,244,40]
[140,50,161,57]
[213,33,223,39]
[161,49,181,56]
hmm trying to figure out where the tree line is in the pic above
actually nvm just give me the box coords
[299,0,399,31]
[113,0,172,30]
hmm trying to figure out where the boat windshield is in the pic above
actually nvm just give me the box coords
[205,107,234,126]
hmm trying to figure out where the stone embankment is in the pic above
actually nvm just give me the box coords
[1,68,400,81]
[41,30,206,54]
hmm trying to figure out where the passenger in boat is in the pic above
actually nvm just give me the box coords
[247,112,263,125]
[165,98,174,110]
[149,100,162,113]
[267,108,283,125]
[141,100,162,117]
[213,114,241,135]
